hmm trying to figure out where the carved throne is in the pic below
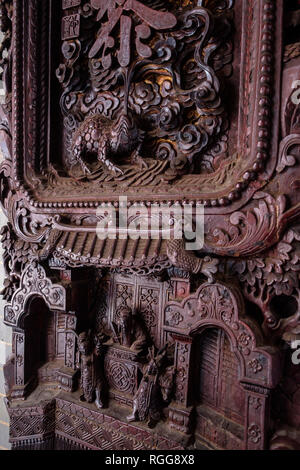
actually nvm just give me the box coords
[0,0,300,451]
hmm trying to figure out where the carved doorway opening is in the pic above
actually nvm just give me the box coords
[13,297,56,397]
[192,327,246,450]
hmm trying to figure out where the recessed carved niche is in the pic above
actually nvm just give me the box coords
[0,0,299,451]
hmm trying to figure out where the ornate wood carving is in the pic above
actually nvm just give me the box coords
[0,0,299,451]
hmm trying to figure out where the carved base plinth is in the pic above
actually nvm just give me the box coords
[7,388,186,451]
[38,361,63,384]
[10,387,27,400]
[104,344,145,405]
[194,405,244,450]
[168,403,194,436]
[8,398,56,447]
[57,367,78,392]
[11,375,36,400]
[11,435,56,451]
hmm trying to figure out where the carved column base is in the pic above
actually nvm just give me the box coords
[11,376,36,400]
[241,383,271,450]
[10,387,26,400]
[168,403,194,435]
[57,367,78,392]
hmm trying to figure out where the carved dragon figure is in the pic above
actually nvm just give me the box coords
[72,109,146,176]
[71,67,147,176]
[166,239,219,283]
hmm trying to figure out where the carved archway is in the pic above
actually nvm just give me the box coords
[11,296,57,399]
[3,262,66,327]
[3,263,67,399]
[164,282,282,450]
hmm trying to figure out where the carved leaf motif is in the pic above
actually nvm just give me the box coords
[248,359,263,374]
[277,135,299,174]
[88,0,177,65]
[249,396,262,410]
[169,311,183,327]
[165,283,238,333]
[205,193,287,257]
[232,228,300,334]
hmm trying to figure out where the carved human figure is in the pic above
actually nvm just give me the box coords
[158,365,175,402]
[127,346,174,427]
[77,331,106,409]
[112,306,147,354]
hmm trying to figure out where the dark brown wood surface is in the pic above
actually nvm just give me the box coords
[0,0,299,450]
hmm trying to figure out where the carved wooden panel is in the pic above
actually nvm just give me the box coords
[196,328,245,425]
[109,273,166,347]
[0,0,299,452]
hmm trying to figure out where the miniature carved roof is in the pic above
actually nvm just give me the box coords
[53,231,170,270]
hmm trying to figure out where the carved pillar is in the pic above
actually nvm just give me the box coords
[57,312,78,392]
[11,329,26,399]
[64,313,77,369]
[242,383,271,450]
[168,335,193,434]
[56,268,88,392]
